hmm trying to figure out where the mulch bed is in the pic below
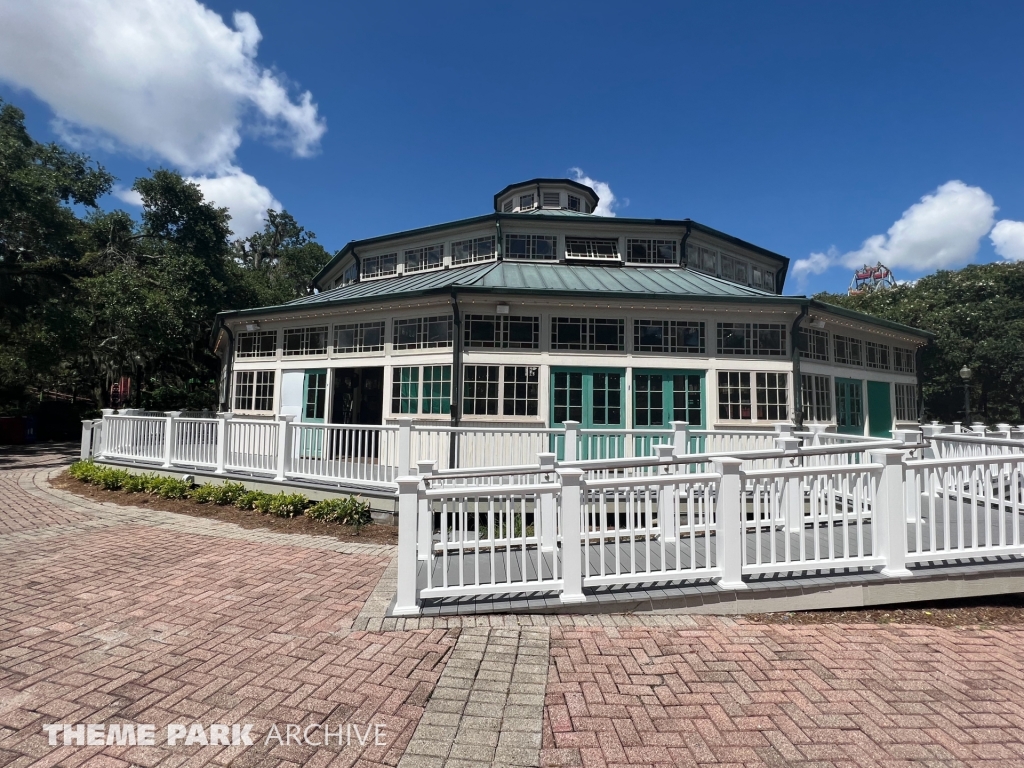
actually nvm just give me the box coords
[50,471,398,546]
[747,593,1024,628]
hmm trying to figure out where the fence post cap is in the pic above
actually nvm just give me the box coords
[670,420,689,429]
[81,419,94,426]
[101,409,116,416]
[416,460,437,475]
[868,448,904,464]
[276,413,296,423]
[556,467,585,482]
[921,424,946,437]
[561,420,579,429]
[654,444,674,459]
[712,457,743,472]
[537,452,556,468]
[397,417,413,427]
[396,475,421,491]
[166,411,182,418]
[774,436,800,451]
[216,411,234,419]
[773,423,794,434]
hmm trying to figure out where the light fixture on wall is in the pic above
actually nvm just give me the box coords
[496,303,510,315]
[245,321,261,331]
[809,318,826,329]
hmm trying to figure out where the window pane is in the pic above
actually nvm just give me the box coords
[502,366,538,416]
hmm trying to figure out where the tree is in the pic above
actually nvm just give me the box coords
[232,209,329,307]
[816,262,1024,424]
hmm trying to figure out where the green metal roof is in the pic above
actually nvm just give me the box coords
[311,213,794,290]
[215,261,934,343]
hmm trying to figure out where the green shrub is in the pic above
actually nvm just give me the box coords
[189,483,220,504]
[122,473,152,493]
[235,490,269,511]
[307,496,372,529]
[68,460,99,482]
[208,481,247,506]
[156,478,193,499]
[143,475,170,494]
[96,467,131,490]
[267,492,308,518]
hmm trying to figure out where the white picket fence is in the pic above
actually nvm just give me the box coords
[391,430,1024,615]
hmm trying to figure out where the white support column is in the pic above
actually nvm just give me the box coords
[655,444,677,542]
[557,468,586,604]
[393,476,422,616]
[80,420,94,461]
[538,452,557,552]
[97,409,114,459]
[416,460,437,561]
[275,414,296,482]
[775,436,802,533]
[670,421,690,458]
[713,457,746,589]
[162,411,180,469]
[214,413,232,474]
[871,448,912,577]
[563,421,579,462]
[398,417,413,476]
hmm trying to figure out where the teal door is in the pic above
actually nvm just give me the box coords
[551,368,624,459]
[301,369,327,457]
[835,378,864,435]
[633,370,705,454]
[866,381,893,438]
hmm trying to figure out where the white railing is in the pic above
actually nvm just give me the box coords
[100,414,165,462]
[224,418,278,473]
[904,453,1024,563]
[926,432,1024,460]
[289,423,400,484]
[741,463,884,573]
[172,417,218,467]
[410,425,564,471]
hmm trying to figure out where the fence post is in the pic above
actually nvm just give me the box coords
[398,417,413,475]
[557,468,586,603]
[275,414,296,482]
[162,411,180,469]
[416,460,437,561]
[713,458,746,589]
[655,445,677,542]
[870,448,912,577]
[774,437,802,532]
[670,421,690,458]
[808,423,828,446]
[538,452,557,551]
[394,476,422,616]
[80,420,94,461]
[215,413,232,474]
[563,421,579,462]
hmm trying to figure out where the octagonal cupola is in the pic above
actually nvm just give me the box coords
[493,178,599,214]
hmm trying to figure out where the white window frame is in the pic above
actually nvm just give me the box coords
[800,327,829,361]
[361,252,398,280]
[504,234,557,261]
[801,374,832,422]
[716,323,788,357]
[392,315,454,350]
[717,371,789,423]
[333,321,386,354]
[895,382,918,421]
[283,326,328,356]
[233,370,275,413]
[404,243,444,274]
[235,330,277,359]
[564,237,620,261]
[452,235,496,266]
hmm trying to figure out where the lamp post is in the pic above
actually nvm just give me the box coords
[959,365,972,426]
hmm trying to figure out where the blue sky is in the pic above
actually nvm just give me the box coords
[1,1,1022,295]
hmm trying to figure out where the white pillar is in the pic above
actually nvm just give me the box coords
[871,448,912,577]
[655,444,677,542]
[563,420,579,462]
[670,421,690,458]
[80,420,94,461]
[538,452,557,552]
[713,457,746,589]
[416,460,436,561]
[397,417,413,476]
[557,468,586,603]
[275,414,296,482]
[162,411,180,469]
[775,436,802,533]
[214,412,232,474]
[393,476,422,616]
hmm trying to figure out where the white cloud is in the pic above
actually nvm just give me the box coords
[0,0,324,233]
[570,168,619,217]
[792,180,998,282]
[991,219,1024,262]
[189,169,282,237]
[112,168,281,237]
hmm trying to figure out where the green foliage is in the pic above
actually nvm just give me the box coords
[267,492,309,518]
[0,97,331,414]
[816,261,1024,423]
[307,496,372,528]
[66,465,377,529]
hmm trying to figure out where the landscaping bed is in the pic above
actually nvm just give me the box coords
[53,463,397,545]
[747,594,1024,628]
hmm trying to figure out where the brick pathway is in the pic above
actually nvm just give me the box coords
[3,446,1024,767]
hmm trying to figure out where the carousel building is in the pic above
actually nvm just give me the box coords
[212,178,930,441]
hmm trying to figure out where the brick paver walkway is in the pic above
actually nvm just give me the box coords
[2,445,1024,767]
